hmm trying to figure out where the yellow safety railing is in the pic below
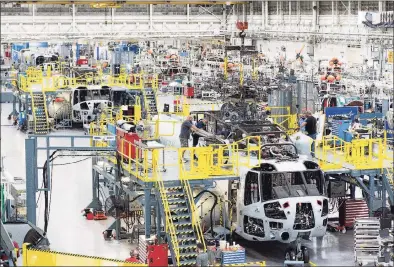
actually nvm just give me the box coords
[108,74,144,90]
[316,135,387,171]
[239,63,244,86]
[178,143,238,180]
[181,179,206,252]
[19,71,148,92]
[156,176,180,265]
[266,106,298,134]
[222,261,266,266]
[90,126,238,182]
[235,136,261,168]
[384,167,393,187]
[22,244,146,266]
[316,136,348,171]
[252,58,258,81]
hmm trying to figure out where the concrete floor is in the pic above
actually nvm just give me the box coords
[1,101,356,265]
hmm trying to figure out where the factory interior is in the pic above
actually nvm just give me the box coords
[0,0,393,266]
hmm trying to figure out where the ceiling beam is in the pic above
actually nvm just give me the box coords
[1,0,244,5]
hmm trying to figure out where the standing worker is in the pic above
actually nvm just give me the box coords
[195,243,209,267]
[179,115,199,163]
[192,118,207,160]
[300,111,317,156]
[192,118,207,147]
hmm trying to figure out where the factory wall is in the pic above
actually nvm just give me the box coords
[255,40,366,65]
[1,1,393,42]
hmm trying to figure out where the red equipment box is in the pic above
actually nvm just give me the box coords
[147,244,168,267]
[339,199,369,228]
[77,59,88,66]
[116,129,141,160]
[183,86,194,98]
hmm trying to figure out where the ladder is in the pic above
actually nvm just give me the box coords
[30,92,49,134]
[156,181,203,266]
[144,88,158,118]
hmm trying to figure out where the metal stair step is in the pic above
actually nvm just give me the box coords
[172,207,189,212]
[179,243,197,249]
[168,199,186,205]
[171,214,191,220]
[178,237,197,243]
[179,259,196,266]
[173,221,192,227]
[165,186,183,191]
[179,252,198,258]
[167,193,185,198]
[176,229,195,235]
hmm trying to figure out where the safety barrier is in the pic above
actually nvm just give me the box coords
[91,132,239,182]
[18,71,147,92]
[316,135,387,171]
[222,261,266,266]
[22,244,146,266]
[107,74,144,90]
[178,143,238,180]
[266,106,298,134]
[235,136,262,168]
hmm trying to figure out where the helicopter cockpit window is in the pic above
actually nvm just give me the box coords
[79,90,87,102]
[244,171,260,206]
[73,90,79,105]
[101,88,110,100]
[261,171,324,201]
[303,171,325,195]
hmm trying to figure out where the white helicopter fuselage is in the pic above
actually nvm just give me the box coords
[233,157,328,243]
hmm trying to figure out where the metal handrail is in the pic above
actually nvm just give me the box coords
[181,179,206,252]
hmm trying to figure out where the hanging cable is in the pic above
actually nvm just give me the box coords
[193,190,218,238]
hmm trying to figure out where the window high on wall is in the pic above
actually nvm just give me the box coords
[361,1,379,12]
[0,3,30,16]
[386,1,394,11]
[153,4,186,15]
[116,4,149,15]
[252,1,262,15]
[268,1,277,15]
[36,4,71,16]
[300,1,313,15]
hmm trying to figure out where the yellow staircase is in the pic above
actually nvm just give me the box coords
[31,92,50,134]
[156,178,206,266]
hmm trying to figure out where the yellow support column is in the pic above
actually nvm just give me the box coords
[47,65,52,77]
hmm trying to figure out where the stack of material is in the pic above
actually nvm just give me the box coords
[138,235,156,263]
[354,217,380,266]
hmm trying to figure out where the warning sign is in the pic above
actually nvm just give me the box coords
[388,50,393,64]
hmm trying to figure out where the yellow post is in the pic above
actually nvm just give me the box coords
[47,65,51,77]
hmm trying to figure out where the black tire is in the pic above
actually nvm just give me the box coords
[302,246,310,263]
[285,248,296,261]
